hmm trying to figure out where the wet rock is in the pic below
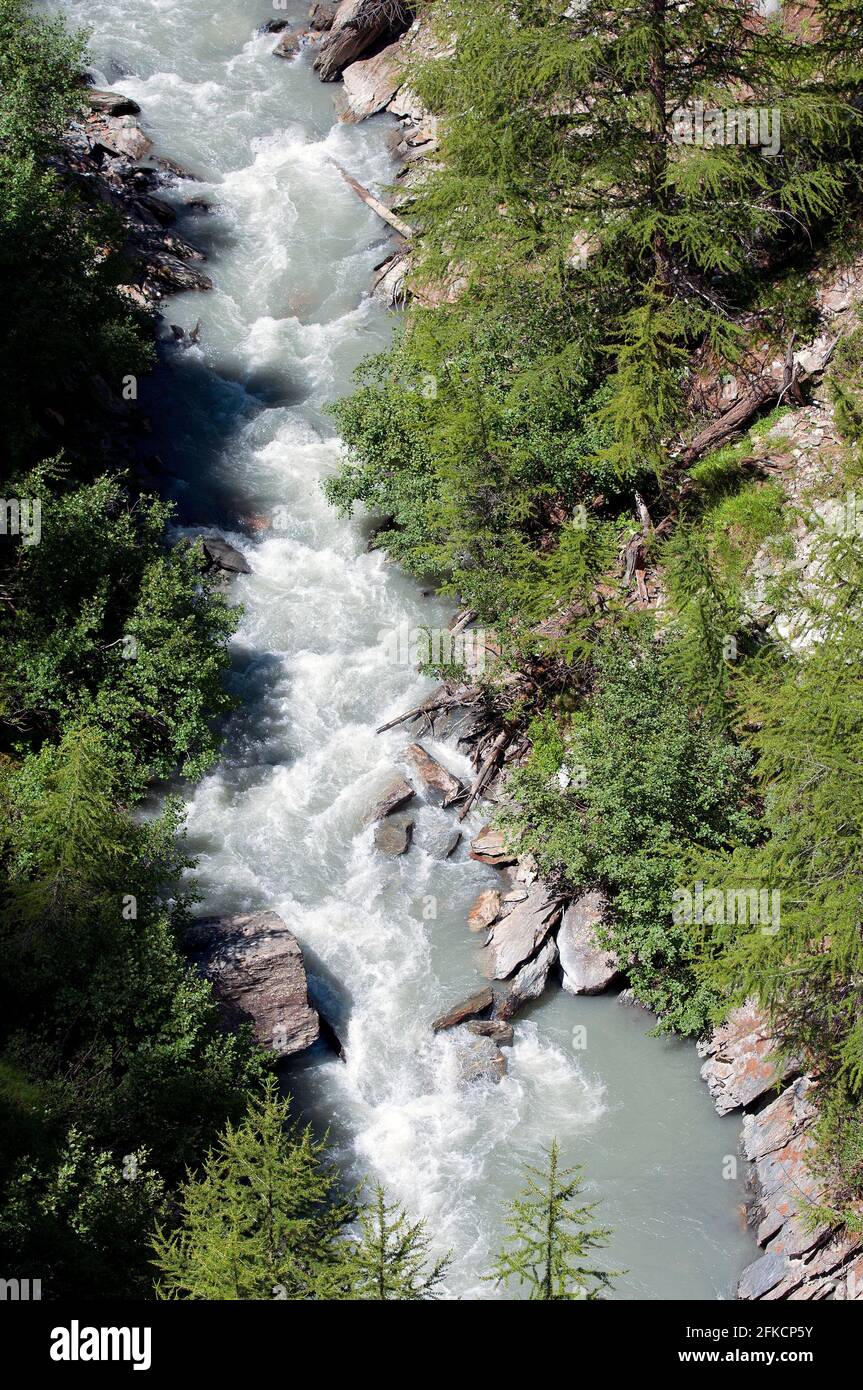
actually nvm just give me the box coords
[431,985,493,1033]
[456,1031,507,1085]
[373,813,413,856]
[95,114,153,160]
[201,535,251,574]
[259,18,291,33]
[85,89,141,117]
[364,773,415,824]
[469,824,517,867]
[314,0,412,82]
[185,910,320,1058]
[617,987,650,1012]
[467,888,501,934]
[479,885,560,981]
[400,741,462,807]
[494,936,558,1021]
[558,890,621,996]
[468,1019,514,1045]
[698,1000,799,1116]
[340,40,404,122]
[273,28,303,58]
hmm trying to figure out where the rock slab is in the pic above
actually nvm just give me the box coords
[557,890,621,995]
[185,910,320,1059]
[479,884,559,981]
[698,1000,798,1115]
[400,741,462,807]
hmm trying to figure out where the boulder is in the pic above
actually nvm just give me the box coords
[273,29,303,59]
[456,1031,507,1085]
[467,888,501,933]
[314,0,411,82]
[185,910,319,1058]
[400,741,462,807]
[469,824,517,867]
[364,772,414,824]
[371,251,409,307]
[340,40,404,122]
[374,813,413,855]
[201,535,251,574]
[95,114,152,160]
[558,890,621,995]
[468,1018,514,1045]
[479,884,560,981]
[85,89,141,117]
[698,1000,799,1116]
[494,935,559,1020]
[431,985,493,1033]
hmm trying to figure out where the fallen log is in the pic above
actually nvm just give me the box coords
[457,728,510,821]
[328,158,414,239]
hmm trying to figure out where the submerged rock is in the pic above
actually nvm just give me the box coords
[184,910,320,1059]
[479,884,559,981]
[431,985,494,1033]
[373,813,413,856]
[400,741,462,807]
[557,890,621,995]
[456,1031,507,1085]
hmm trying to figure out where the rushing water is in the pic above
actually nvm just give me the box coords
[60,0,756,1297]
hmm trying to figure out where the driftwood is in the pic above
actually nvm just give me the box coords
[457,728,510,821]
[678,333,838,466]
[328,159,414,239]
[375,689,478,735]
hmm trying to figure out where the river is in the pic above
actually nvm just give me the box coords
[59,0,755,1299]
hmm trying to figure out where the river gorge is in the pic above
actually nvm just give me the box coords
[58,0,757,1299]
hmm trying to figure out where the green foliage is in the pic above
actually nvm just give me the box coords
[827,319,863,441]
[347,1183,450,1300]
[485,1140,616,1300]
[501,643,757,1032]
[689,527,863,1091]
[0,1129,165,1299]
[152,1077,355,1300]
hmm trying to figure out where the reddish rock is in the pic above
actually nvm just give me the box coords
[698,1000,798,1115]
[467,888,501,933]
[432,986,494,1033]
[469,824,517,866]
[400,741,462,807]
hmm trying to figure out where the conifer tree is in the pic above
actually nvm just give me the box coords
[411,0,859,473]
[347,1183,450,1300]
[152,1077,354,1300]
[486,1141,616,1300]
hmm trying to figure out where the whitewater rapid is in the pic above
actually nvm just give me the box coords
[60,0,755,1297]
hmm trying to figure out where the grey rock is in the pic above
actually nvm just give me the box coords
[201,535,252,574]
[85,89,141,117]
[479,884,559,981]
[494,936,558,1020]
[698,1000,799,1116]
[340,41,404,122]
[314,0,411,82]
[185,910,319,1058]
[558,890,621,995]
[364,773,415,824]
[738,1252,790,1301]
[373,813,413,855]
[456,1032,507,1085]
[468,1019,514,1045]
